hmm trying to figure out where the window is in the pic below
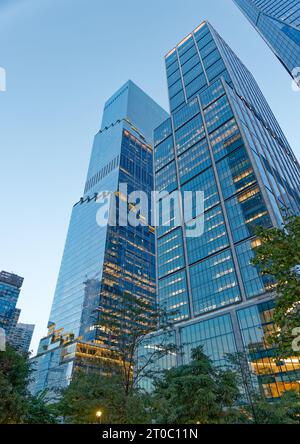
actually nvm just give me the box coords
[170,90,185,113]
[216,146,257,199]
[179,43,198,66]
[226,186,272,243]
[183,63,203,87]
[181,167,219,213]
[154,118,173,147]
[158,229,185,278]
[236,239,274,299]
[180,314,237,366]
[155,136,174,172]
[209,118,241,161]
[159,270,190,321]
[156,161,177,193]
[204,95,234,133]
[203,48,221,70]
[200,79,225,108]
[175,114,205,155]
[178,138,211,184]
[190,250,241,315]
[169,78,184,99]
[185,73,207,99]
[187,205,229,264]
[173,98,200,130]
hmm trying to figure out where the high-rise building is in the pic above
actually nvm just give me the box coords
[30,81,168,398]
[233,0,300,84]
[142,21,300,399]
[0,271,34,353]
[0,271,23,337]
[8,323,35,354]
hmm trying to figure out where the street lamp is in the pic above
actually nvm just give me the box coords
[96,410,102,424]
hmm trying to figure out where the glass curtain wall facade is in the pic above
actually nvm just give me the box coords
[30,81,168,398]
[233,0,300,83]
[8,323,35,354]
[145,21,300,399]
[0,271,23,337]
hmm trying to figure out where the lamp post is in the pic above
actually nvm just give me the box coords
[96,410,102,424]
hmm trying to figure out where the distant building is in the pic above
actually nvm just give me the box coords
[0,271,23,337]
[8,323,35,354]
[0,271,34,353]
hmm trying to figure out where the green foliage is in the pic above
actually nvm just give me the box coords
[56,291,178,424]
[151,346,241,424]
[54,345,300,425]
[58,372,150,424]
[225,352,300,424]
[252,215,300,357]
[243,391,300,424]
[0,346,56,424]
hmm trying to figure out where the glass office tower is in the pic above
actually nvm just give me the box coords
[233,0,300,84]
[146,21,300,399]
[30,81,168,398]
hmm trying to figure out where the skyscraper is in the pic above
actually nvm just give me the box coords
[0,271,34,353]
[30,81,168,397]
[233,0,300,84]
[143,20,300,399]
[8,323,35,354]
[0,271,23,337]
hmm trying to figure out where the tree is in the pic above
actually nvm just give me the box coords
[94,290,177,396]
[0,346,56,424]
[243,391,300,424]
[252,215,300,357]
[226,352,300,424]
[58,346,300,424]
[152,346,241,424]
[225,351,261,423]
[58,291,176,424]
[59,372,150,424]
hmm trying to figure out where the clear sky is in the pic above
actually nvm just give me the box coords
[0,0,299,354]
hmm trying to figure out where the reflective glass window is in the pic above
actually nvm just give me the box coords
[178,138,211,184]
[158,229,185,278]
[210,118,242,161]
[158,270,190,322]
[185,73,208,99]
[236,239,274,299]
[181,167,219,213]
[154,118,172,147]
[226,186,272,242]
[204,95,234,133]
[170,90,185,113]
[180,314,237,366]
[154,136,174,172]
[169,78,184,99]
[187,205,229,264]
[216,146,257,199]
[173,98,200,131]
[190,250,241,315]
[175,114,205,155]
[155,161,177,193]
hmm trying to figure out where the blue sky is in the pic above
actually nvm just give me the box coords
[0,0,299,353]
